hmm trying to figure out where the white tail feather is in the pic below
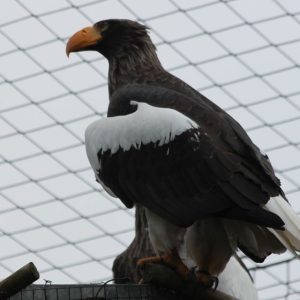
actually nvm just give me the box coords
[265,196,300,254]
[267,228,298,256]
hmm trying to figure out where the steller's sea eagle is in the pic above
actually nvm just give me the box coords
[66,19,300,287]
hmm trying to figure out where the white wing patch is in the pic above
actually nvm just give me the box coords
[85,101,198,171]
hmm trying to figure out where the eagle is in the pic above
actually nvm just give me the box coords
[66,19,300,287]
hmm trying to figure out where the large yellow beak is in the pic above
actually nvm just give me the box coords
[66,26,102,57]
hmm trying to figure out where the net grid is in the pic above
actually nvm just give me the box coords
[9,284,163,300]
[0,0,300,299]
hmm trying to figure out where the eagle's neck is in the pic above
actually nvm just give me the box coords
[108,43,163,96]
[106,40,204,104]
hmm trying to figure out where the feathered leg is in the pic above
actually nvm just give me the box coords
[185,218,234,288]
[139,209,189,279]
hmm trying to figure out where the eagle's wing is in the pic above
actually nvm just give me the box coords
[109,84,281,194]
[85,86,284,229]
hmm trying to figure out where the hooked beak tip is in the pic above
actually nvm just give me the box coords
[65,26,102,58]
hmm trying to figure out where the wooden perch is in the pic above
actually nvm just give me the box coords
[0,262,40,300]
[139,263,238,300]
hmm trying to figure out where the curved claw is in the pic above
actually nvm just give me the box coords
[194,269,219,290]
[137,251,189,279]
[137,256,163,267]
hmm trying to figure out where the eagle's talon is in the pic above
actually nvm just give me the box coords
[212,276,219,291]
[137,256,163,267]
[138,277,144,284]
[186,266,198,281]
[137,253,189,280]
[195,269,219,290]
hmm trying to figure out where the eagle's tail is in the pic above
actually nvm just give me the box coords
[265,196,300,255]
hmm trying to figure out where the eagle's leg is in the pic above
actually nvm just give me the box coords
[185,219,234,289]
[137,248,189,278]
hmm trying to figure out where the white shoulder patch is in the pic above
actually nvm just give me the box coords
[85,101,198,170]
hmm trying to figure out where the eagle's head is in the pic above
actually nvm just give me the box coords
[66,19,154,60]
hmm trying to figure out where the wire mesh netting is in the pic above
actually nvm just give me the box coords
[9,284,171,300]
[0,0,300,299]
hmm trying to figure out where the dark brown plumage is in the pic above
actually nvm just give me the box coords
[88,20,285,229]
[67,19,300,285]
